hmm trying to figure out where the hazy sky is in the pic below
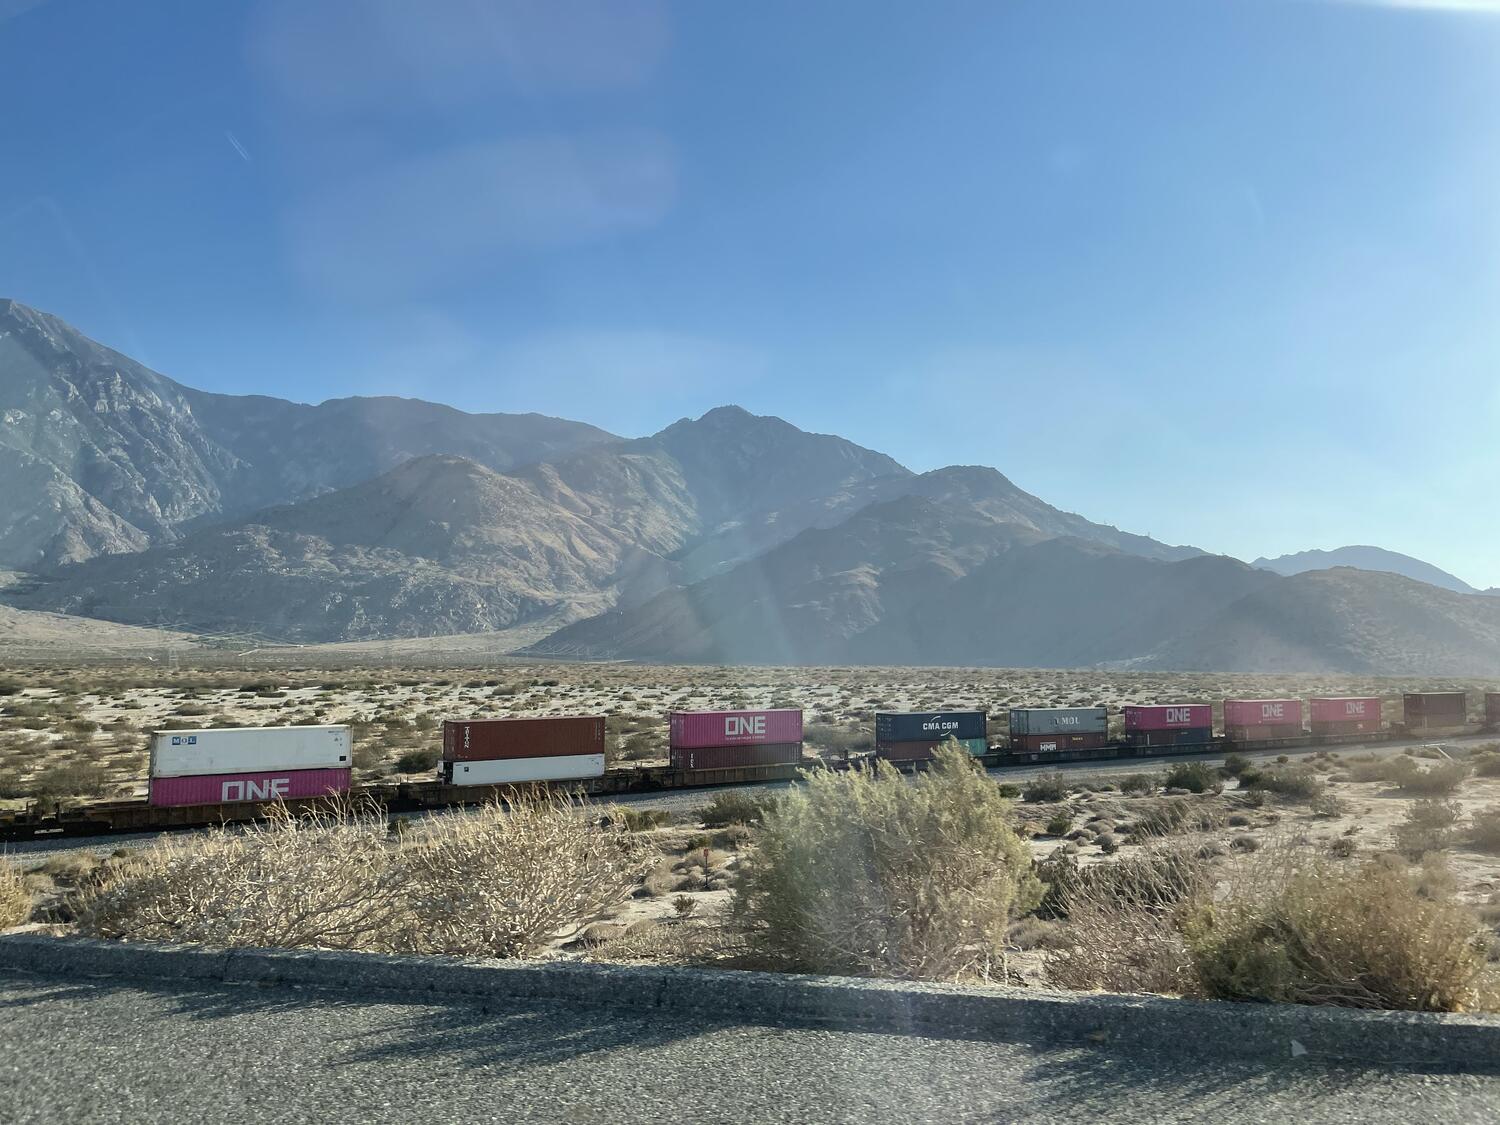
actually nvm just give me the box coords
[3,0,1499,585]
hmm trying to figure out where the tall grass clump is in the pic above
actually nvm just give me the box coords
[0,861,30,929]
[400,796,656,957]
[71,795,653,957]
[1185,851,1489,1011]
[734,746,1041,979]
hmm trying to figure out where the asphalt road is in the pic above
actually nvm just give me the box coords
[5,733,1487,860]
[1,970,1497,1124]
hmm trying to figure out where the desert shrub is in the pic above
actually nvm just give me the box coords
[1470,806,1500,853]
[394,748,440,774]
[26,763,113,799]
[72,801,411,949]
[1472,753,1500,779]
[1329,836,1358,859]
[698,790,778,828]
[1118,773,1155,796]
[1044,843,1212,996]
[1219,753,1252,778]
[73,795,651,958]
[0,862,30,929]
[1391,760,1470,797]
[1394,800,1464,859]
[1163,761,1222,795]
[734,746,1041,979]
[1348,758,1391,783]
[1309,791,1346,818]
[1022,773,1069,803]
[0,679,21,697]
[1244,768,1324,803]
[1129,797,1224,840]
[619,808,672,832]
[996,783,1021,799]
[1185,853,1489,1011]
[1045,812,1072,837]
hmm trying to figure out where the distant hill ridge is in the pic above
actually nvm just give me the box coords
[1252,545,1476,595]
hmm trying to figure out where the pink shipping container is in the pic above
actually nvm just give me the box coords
[148,768,352,808]
[1124,704,1212,732]
[1309,697,1380,724]
[669,742,803,771]
[669,709,803,750]
[1223,699,1303,727]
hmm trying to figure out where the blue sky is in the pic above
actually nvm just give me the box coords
[4,0,1499,585]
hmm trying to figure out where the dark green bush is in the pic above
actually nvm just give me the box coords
[698,790,778,828]
[1163,761,1223,795]
[1022,773,1070,803]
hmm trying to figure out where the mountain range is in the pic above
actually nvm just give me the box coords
[2,298,1496,674]
[1253,546,1478,596]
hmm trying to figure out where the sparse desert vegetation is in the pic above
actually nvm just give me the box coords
[4,659,1500,1018]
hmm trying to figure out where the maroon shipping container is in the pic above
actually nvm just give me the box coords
[1124,727,1214,748]
[875,737,988,762]
[1123,704,1212,732]
[442,716,605,762]
[1309,696,1382,735]
[1403,692,1468,732]
[1487,693,1500,728]
[1225,723,1304,742]
[149,767,351,807]
[669,742,803,771]
[669,709,803,750]
[1009,732,1109,754]
[1224,699,1302,728]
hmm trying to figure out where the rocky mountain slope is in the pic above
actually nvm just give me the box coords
[1253,545,1477,596]
[0,299,615,569]
[532,507,1500,674]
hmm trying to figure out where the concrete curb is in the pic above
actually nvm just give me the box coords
[3,933,1498,1071]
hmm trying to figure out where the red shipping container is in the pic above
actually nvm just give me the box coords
[442,716,605,762]
[1223,699,1303,727]
[669,709,803,750]
[1124,704,1212,732]
[149,768,351,807]
[1309,697,1380,724]
[669,742,803,771]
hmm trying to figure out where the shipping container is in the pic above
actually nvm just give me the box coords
[1009,732,1110,754]
[445,754,606,786]
[1308,696,1382,735]
[875,711,986,744]
[1224,723,1305,742]
[442,716,605,762]
[669,709,803,750]
[1123,704,1212,732]
[1403,692,1468,731]
[148,768,351,808]
[1487,693,1500,729]
[1223,699,1303,728]
[1008,707,1108,737]
[1123,727,1214,748]
[875,737,988,762]
[148,725,351,779]
[669,742,804,771]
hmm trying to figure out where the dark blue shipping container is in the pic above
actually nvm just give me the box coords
[876,711,987,744]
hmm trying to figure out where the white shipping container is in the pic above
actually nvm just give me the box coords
[149,725,352,778]
[447,754,606,786]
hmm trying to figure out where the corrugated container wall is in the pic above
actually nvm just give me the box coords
[1008,707,1108,737]
[875,711,986,745]
[1124,727,1213,748]
[875,737,988,762]
[149,726,351,779]
[1487,693,1500,728]
[1309,697,1381,724]
[1403,693,1468,730]
[1223,700,1303,728]
[669,709,803,750]
[149,768,352,808]
[1123,704,1212,732]
[442,717,605,762]
[446,754,606,786]
[669,743,803,771]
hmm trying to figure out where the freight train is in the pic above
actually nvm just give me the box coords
[1,692,1496,841]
